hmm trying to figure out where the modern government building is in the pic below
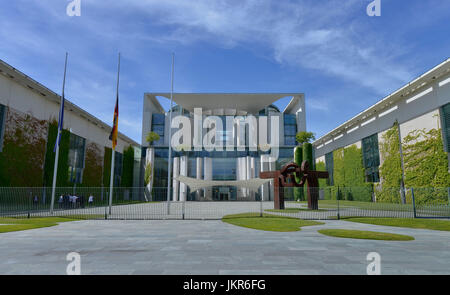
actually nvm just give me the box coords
[141,93,306,201]
[0,59,140,198]
[1,55,449,203]
[141,58,450,203]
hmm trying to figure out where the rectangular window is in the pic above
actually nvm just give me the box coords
[0,104,6,152]
[151,113,165,146]
[114,151,123,186]
[284,114,297,146]
[362,133,380,182]
[68,133,86,184]
[325,152,334,186]
[284,136,296,146]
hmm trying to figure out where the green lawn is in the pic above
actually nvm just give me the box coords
[222,212,324,232]
[318,229,414,241]
[289,200,414,212]
[265,208,327,213]
[0,217,77,233]
[344,217,450,231]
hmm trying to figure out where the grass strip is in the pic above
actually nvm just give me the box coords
[222,212,324,232]
[318,229,414,241]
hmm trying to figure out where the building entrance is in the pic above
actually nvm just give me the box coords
[212,186,236,201]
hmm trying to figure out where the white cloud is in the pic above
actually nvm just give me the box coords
[84,0,414,94]
[3,0,446,142]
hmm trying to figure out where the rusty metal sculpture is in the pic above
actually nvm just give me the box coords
[260,161,329,210]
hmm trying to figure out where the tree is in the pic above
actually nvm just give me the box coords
[146,131,160,145]
[296,131,315,145]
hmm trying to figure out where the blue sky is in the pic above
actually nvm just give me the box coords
[0,0,449,143]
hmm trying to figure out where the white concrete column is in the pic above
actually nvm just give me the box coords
[268,156,276,201]
[172,157,180,201]
[246,156,253,199]
[204,157,212,200]
[179,155,188,202]
[145,147,155,200]
[250,156,256,199]
[260,154,269,201]
[196,157,203,198]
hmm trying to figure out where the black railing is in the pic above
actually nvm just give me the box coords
[0,186,449,220]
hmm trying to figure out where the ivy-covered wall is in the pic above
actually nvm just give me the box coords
[81,141,104,187]
[315,161,327,188]
[43,121,70,187]
[293,146,304,201]
[377,122,449,204]
[403,128,450,204]
[0,106,133,189]
[102,147,112,188]
[324,145,372,201]
[0,108,48,187]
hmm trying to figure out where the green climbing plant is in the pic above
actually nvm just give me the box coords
[121,145,135,188]
[43,121,70,187]
[0,111,48,187]
[328,145,372,201]
[102,147,112,188]
[80,142,103,187]
[403,128,450,205]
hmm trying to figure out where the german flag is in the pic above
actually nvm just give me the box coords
[109,93,119,150]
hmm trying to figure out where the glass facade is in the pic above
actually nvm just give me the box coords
[152,148,169,189]
[68,133,86,184]
[325,152,334,186]
[151,113,165,146]
[441,103,450,152]
[212,157,237,181]
[146,103,302,200]
[0,104,5,152]
[284,114,297,146]
[362,133,380,182]
[276,147,295,170]
[113,151,123,186]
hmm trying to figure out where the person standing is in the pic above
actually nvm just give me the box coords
[88,194,94,206]
[58,195,63,209]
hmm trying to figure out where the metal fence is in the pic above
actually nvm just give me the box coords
[0,186,449,220]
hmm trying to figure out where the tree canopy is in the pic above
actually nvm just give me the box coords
[295,131,315,145]
[146,131,160,145]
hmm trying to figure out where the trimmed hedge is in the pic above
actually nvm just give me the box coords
[325,145,373,202]
[293,146,304,201]
[102,147,112,188]
[403,128,450,205]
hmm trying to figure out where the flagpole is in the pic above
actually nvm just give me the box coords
[109,53,121,215]
[166,53,175,215]
[50,52,68,215]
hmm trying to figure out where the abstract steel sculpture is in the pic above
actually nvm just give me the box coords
[260,161,329,210]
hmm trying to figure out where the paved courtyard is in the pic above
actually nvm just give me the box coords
[0,219,449,275]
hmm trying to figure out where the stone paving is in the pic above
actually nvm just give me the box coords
[0,219,449,274]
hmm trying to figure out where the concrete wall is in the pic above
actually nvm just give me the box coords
[0,73,137,153]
